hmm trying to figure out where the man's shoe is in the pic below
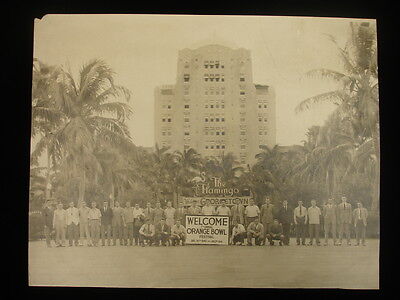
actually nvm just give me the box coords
[324,243,328,246]
[270,242,274,246]
[316,243,321,246]
[337,242,342,246]
[279,241,283,246]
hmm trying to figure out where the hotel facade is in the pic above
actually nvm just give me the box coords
[154,44,276,165]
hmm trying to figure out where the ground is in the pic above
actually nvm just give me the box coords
[28,239,379,288]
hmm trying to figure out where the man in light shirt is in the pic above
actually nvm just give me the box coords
[133,203,145,245]
[153,202,165,226]
[246,217,264,246]
[308,200,321,246]
[216,199,231,216]
[65,201,80,247]
[88,201,102,247]
[232,221,246,245]
[53,202,67,247]
[165,201,176,227]
[244,199,260,227]
[78,201,91,246]
[122,201,134,246]
[353,202,368,246]
[143,202,155,224]
[337,196,352,245]
[139,218,155,246]
[171,219,186,246]
[201,199,215,215]
[323,198,338,246]
[294,200,308,245]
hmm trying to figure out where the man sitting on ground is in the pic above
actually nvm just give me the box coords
[232,221,246,245]
[246,217,264,246]
[139,218,155,247]
[155,218,171,246]
[171,219,186,246]
[266,219,285,246]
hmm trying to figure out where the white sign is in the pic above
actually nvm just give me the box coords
[185,215,230,245]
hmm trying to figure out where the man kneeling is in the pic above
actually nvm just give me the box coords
[266,219,284,246]
[171,219,186,246]
[139,219,155,246]
[155,218,171,246]
[247,218,264,246]
[232,222,246,245]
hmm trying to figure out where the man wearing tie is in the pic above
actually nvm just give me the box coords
[260,197,275,236]
[100,200,113,246]
[155,218,171,246]
[122,201,134,246]
[112,201,124,246]
[293,200,308,245]
[337,196,352,245]
[231,201,245,225]
[353,202,368,246]
[278,200,293,245]
[308,200,322,246]
[323,198,338,246]
[65,201,80,247]
[153,202,165,226]
[143,202,154,224]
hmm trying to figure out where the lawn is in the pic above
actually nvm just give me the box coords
[28,239,379,288]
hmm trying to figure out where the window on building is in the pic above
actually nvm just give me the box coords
[258,117,262,122]
[210,61,214,68]
[184,118,189,122]
[167,118,171,122]
[215,61,220,68]
[162,118,166,122]
[168,105,171,109]
[240,118,245,122]
[264,118,267,122]
[241,131,246,135]
[221,117,225,122]
[240,91,245,95]
[240,75,245,81]
[221,75,225,82]
[204,61,209,68]
[221,131,225,135]
[183,74,190,82]
[205,145,209,149]
[210,118,214,122]
[221,145,225,149]
[221,105,225,109]
[184,132,190,135]
[216,145,220,149]
[241,145,246,149]
[216,118,219,122]
[264,131,268,135]
[259,131,263,135]
[221,91,225,95]
[162,132,166,136]
[240,104,245,108]
[184,104,189,109]
[204,74,209,82]
[210,74,214,82]
[258,105,262,109]
[264,104,267,108]
[205,118,208,122]
[216,131,220,135]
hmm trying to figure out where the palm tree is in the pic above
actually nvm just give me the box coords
[295,22,379,212]
[32,59,133,205]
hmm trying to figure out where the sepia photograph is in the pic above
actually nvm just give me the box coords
[28,14,379,288]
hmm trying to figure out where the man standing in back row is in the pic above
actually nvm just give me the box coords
[278,200,293,245]
[100,200,113,246]
[260,197,274,236]
[294,200,307,245]
[308,200,321,246]
[353,202,368,246]
[245,199,260,227]
[323,198,337,246]
[337,196,352,246]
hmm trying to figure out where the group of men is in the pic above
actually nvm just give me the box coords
[41,195,369,248]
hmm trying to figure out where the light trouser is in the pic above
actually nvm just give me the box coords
[44,225,52,246]
[170,233,185,245]
[100,224,112,245]
[309,224,320,244]
[324,221,337,243]
[67,223,80,246]
[355,223,366,244]
[113,225,123,245]
[79,222,91,245]
[295,222,306,245]
[123,223,134,245]
[133,219,142,245]
[89,219,101,245]
[338,222,351,243]
[55,224,66,246]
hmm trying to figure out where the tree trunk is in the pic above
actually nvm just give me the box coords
[45,147,51,200]
[110,182,115,207]
[78,167,86,206]
[370,127,380,215]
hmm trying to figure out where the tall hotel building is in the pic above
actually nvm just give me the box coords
[154,44,276,165]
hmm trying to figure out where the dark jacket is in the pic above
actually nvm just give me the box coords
[269,223,283,235]
[278,205,293,224]
[100,206,113,225]
[42,207,54,228]
[155,223,171,235]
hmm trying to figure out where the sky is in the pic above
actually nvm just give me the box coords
[33,14,376,147]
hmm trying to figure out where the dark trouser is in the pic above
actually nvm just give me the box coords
[89,219,101,245]
[266,233,284,245]
[44,225,52,246]
[246,216,258,227]
[133,220,142,245]
[247,232,263,245]
[281,223,290,245]
[171,233,186,245]
[67,223,79,246]
[296,223,306,244]
[123,223,134,245]
[309,224,320,244]
[324,221,337,243]
[338,222,351,243]
[355,223,366,244]
[113,225,123,245]
[100,224,112,245]
[155,233,170,245]
[262,221,272,235]
[233,232,246,244]
[140,234,154,245]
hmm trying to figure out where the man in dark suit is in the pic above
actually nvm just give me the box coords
[278,200,293,245]
[155,218,171,246]
[100,200,113,246]
[42,200,54,247]
[266,219,284,246]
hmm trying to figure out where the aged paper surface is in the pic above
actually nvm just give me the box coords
[29,14,379,288]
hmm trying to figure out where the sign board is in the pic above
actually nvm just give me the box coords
[179,196,252,207]
[185,215,230,245]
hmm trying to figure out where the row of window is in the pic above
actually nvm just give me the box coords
[204,74,225,82]
[204,61,224,69]
[205,131,225,136]
[205,117,225,122]
[205,145,226,149]
[205,104,225,109]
